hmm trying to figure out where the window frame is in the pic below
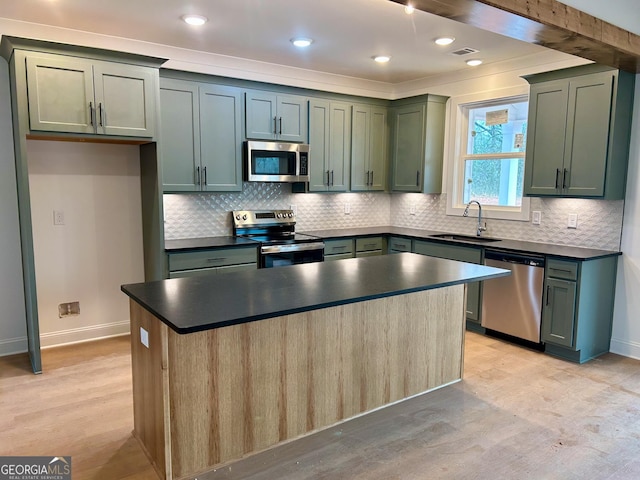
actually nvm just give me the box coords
[446,87,531,221]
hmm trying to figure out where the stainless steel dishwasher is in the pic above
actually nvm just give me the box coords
[482,250,545,343]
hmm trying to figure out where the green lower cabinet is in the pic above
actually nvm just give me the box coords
[387,236,412,254]
[413,240,483,323]
[541,277,576,347]
[167,246,257,278]
[355,237,384,257]
[541,256,617,363]
[323,238,354,261]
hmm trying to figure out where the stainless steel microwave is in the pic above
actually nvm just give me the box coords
[245,141,310,182]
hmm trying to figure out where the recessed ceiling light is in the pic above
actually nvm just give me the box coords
[404,4,415,14]
[291,38,313,48]
[435,37,455,46]
[373,55,391,63]
[466,59,483,67]
[182,14,208,26]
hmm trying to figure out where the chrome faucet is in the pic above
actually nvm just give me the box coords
[463,200,487,236]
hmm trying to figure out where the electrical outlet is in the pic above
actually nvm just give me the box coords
[53,210,64,225]
[532,210,541,225]
[410,205,416,215]
[289,204,297,216]
[140,327,149,349]
[567,213,578,229]
[344,203,351,215]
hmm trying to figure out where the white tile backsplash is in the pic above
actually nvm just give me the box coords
[164,185,623,251]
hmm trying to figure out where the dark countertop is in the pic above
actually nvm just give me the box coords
[122,253,509,334]
[165,236,259,251]
[303,226,621,261]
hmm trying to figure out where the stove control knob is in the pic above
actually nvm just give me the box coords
[288,213,293,218]
[235,214,241,220]
[277,213,283,218]
[242,214,247,220]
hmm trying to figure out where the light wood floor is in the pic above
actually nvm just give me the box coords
[2,333,640,480]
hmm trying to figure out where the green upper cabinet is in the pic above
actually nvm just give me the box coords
[351,104,388,191]
[523,64,635,200]
[390,95,447,193]
[160,78,243,192]
[25,52,156,138]
[308,99,351,192]
[245,90,308,142]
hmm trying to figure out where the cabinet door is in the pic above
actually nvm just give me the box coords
[159,80,200,192]
[350,104,370,191]
[245,91,277,140]
[391,104,425,192]
[277,95,308,143]
[199,85,243,192]
[541,278,577,348]
[369,106,387,191]
[308,99,330,192]
[563,72,613,197]
[93,62,156,137]
[25,54,95,134]
[523,80,568,196]
[328,102,351,191]
[413,240,482,321]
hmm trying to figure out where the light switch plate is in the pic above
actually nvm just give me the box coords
[140,327,149,348]
[410,205,416,215]
[568,213,578,229]
[532,211,541,225]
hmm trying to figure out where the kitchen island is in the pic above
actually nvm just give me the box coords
[121,253,508,480]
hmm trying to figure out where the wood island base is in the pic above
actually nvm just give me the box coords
[129,284,466,480]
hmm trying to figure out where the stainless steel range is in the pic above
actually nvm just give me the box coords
[232,209,324,268]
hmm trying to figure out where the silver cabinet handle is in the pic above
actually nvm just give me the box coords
[273,116,277,135]
[196,166,201,186]
[89,102,95,126]
[203,166,207,186]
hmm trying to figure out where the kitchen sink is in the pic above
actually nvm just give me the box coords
[429,233,502,243]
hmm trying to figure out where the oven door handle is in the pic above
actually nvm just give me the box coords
[261,242,325,254]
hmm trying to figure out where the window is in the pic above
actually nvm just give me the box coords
[447,93,530,221]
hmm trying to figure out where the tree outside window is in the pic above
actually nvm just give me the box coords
[461,98,528,208]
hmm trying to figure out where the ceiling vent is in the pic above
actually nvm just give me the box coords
[450,47,479,56]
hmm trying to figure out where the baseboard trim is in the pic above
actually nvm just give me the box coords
[40,321,131,349]
[0,336,28,357]
[609,338,640,361]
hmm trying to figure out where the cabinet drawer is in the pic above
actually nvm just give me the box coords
[168,247,257,272]
[388,236,412,252]
[324,253,354,262]
[324,238,354,256]
[413,240,482,264]
[546,259,578,281]
[356,237,383,252]
[356,250,383,258]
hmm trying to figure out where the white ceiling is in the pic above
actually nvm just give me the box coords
[0,0,553,84]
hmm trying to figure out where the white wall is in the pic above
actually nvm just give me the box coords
[0,58,27,356]
[27,141,145,347]
[610,77,640,358]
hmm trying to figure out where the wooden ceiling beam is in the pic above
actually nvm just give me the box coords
[390,0,640,73]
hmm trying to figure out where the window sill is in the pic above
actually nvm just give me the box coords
[446,197,531,221]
